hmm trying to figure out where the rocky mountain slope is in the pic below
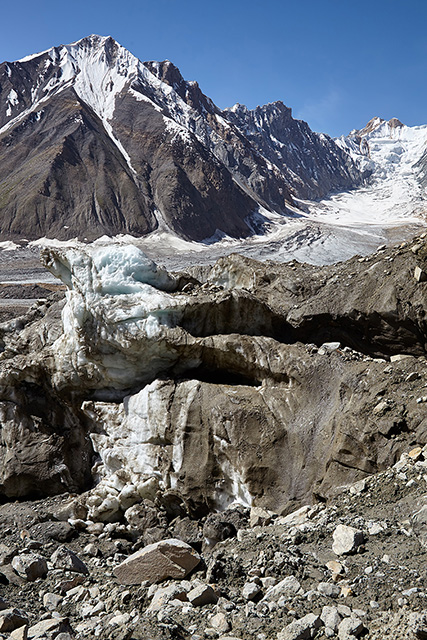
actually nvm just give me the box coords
[0,35,363,242]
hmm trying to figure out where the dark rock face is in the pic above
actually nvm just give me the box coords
[0,35,363,242]
[0,91,154,240]
[0,379,92,498]
[224,101,362,200]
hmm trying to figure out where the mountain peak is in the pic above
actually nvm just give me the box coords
[144,59,186,90]
[355,116,405,138]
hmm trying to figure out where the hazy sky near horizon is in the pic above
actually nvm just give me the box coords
[1,0,426,137]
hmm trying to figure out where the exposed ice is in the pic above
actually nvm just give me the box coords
[42,243,189,390]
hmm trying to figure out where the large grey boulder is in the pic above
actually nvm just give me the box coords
[50,547,89,575]
[113,538,201,585]
[11,554,47,581]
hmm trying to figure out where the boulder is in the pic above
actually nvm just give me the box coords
[332,525,364,555]
[187,583,218,606]
[113,538,201,585]
[414,266,427,282]
[50,547,89,575]
[263,576,301,600]
[0,609,28,633]
[337,615,364,639]
[9,626,28,640]
[249,507,272,527]
[278,613,322,640]
[27,618,73,639]
[11,554,48,581]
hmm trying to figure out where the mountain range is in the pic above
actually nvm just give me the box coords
[0,34,364,242]
[0,34,426,244]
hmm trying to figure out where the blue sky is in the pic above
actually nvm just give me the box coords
[1,0,426,137]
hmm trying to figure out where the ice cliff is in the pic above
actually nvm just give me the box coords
[0,241,425,522]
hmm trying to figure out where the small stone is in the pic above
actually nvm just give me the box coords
[317,582,341,598]
[109,612,130,626]
[340,585,353,598]
[86,522,104,535]
[11,554,48,581]
[402,587,419,597]
[372,400,389,415]
[9,626,28,640]
[42,593,63,611]
[337,615,364,639]
[367,522,385,535]
[242,582,262,601]
[264,576,301,600]
[63,585,89,602]
[332,524,364,555]
[249,507,272,527]
[260,577,277,589]
[326,560,344,575]
[27,618,73,639]
[349,479,367,495]
[56,575,86,594]
[51,547,89,575]
[147,584,188,612]
[277,505,311,527]
[409,447,423,461]
[318,342,341,355]
[277,613,322,640]
[321,605,341,631]
[414,266,427,282]
[83,543,100,557]
[187,583,218,606]
[67,518,87,531]
[209,612,230,633]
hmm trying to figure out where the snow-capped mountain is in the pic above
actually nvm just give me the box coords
[327,117,427,221]
[0,35,363,242]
